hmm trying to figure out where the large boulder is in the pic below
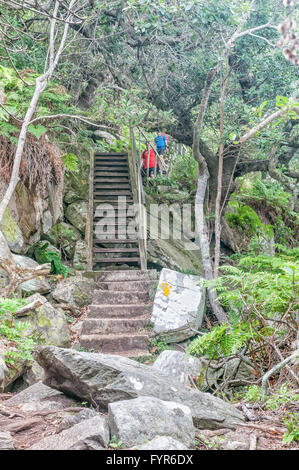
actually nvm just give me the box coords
[146,194,203,273]
[31,240,60,264]
[4,382,75,412]
[16,293,70,348]
[152,350,222,391]
[0,180,63,254]
[0,207,25,254]
[108,396,194,448]
[51,274,95,308]
[36,346,244,430]
[42,221,81,259]
[132,436,188,450]
[29,416,109,450]
[150,268,206,343]
[57,408,98,432]
[65,201,88,235]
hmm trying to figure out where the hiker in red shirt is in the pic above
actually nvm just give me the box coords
[141,142,159,177]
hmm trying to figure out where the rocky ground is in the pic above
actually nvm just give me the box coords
[1,389,298,450]
[0,346,298,451]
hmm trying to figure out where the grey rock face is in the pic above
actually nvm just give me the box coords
[0,207,24,254]
[57,408,99,432]
[16,293,71,348]
[108,396,194,448]
[151,268,206,343]
[42,221,81,259]
[0,431,14,450]
[51,275,95,308]
[152,350,222,390]
[132,436,188,450]
[3,382,74,412]
[0,179,63,255]
[23,360,45,387]
[29,416,109,450]
[73,239,88,270]
[65,201,88,235]
[36,346,244,430]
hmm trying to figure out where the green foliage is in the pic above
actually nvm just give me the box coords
[169,149,198,190]
[0,298,38,366]
[242,384,299,414]
[109,436,123,449]
[61,153,79,173]
[35,242,71,277]
[227,177,298,250]
[243,385,262,402]
[187,319,265,360]
[225,203,265,235]
[240,179,292,213]
[283,413,299,445]
[150,339,172,355]
[188,250,298,360]
[214,256,298,319]
[27,124,48,139]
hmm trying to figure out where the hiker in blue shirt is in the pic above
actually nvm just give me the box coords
[154,132,167,156]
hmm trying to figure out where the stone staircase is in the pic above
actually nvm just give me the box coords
[80,269,158,357]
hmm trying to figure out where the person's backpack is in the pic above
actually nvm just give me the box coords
[154,135,167,148]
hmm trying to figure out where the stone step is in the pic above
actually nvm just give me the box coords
[80,333,149,353]
[96,280,155,292]
[109,350,152,359]
[93,290,149,304]
[91,270,158,282]
[87,303,153,318]
[81,317,149,335]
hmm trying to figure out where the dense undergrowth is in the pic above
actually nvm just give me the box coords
[0,298,38,367]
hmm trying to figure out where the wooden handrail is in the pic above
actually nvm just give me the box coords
[129,128,147,270]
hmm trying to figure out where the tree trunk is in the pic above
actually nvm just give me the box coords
[214,61,230,277]
[192,67,228,324]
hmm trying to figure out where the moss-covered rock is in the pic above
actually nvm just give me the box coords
[16,294,70,348]
[64,190,86,205]
[32,241,60,264]
[65,201,88,235]
[51,275,95,308]
[42,222,81,259]
[0,207,25,254]
[73,240,88,270]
